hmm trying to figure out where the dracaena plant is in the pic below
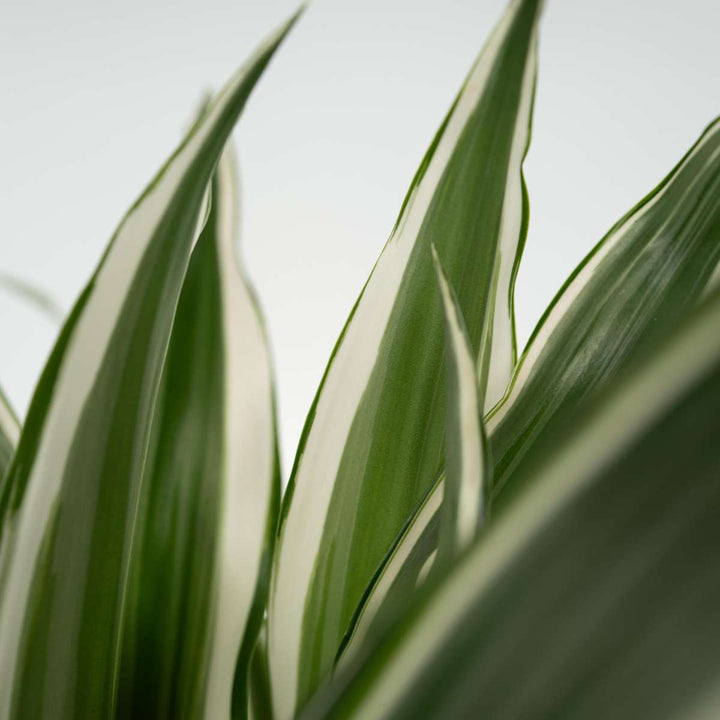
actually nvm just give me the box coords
[2,0,720,718]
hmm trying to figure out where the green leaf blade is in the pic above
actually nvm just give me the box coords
[338,247,493,667]
[489,117,720,502]
[350,116,720,637]
[115,147,280,719]
[269,1,542,715]
[302,287,720,720]
[0,14,298,718]
[432,247,487,566]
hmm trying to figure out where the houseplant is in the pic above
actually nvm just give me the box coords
[1,0,719,717]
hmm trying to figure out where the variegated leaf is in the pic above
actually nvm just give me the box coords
[302,286,720,720]
[269,1,541,714]
[488,116,720,504]
[116,147,280,719]
[338,250,491,665]
[0,13,299,718]
[346,116,720,646]
[432,247,488,566]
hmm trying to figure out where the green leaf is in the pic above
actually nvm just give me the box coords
[301,286,720,720]
[0,13,299,718]
[431,247,488,568]
[338,249,492,667]
[269,1,541,714]
[0,273,64,324]
[335,477,442,672]
[348,115,720,642]
[115,146,280,719]
[488,116,720,504]
[0,387,19,480]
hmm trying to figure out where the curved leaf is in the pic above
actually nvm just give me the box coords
[116,147,280,719]
[302,286,720,720]
[350,115,720,639]
[339,249,491,665]
[269,1,541,714]
[488,116,720,501]
[432,247,488,567]
[0,13,299,718]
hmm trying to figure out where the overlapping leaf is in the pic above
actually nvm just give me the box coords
[269,1,541,714]
[302,285,720,720]
[488,116,720,503]
[344,115,720,645]
[0,14,298,718]
[431,249,488,568]
[116,147,280,719]
[339,253,490,664]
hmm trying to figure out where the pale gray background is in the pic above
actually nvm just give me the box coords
[1,0,718,473]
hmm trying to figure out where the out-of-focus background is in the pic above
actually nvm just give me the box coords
[1,0,718,472]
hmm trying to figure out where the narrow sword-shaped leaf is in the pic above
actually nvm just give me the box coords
[115,146,280,719]
[269,1,541,714]
[432,247,488,567]
[0,388,19,480]
[301,286,720,720]
[350,115,720,627]
[339,250,491,665]
[488,115,720,500]
[0,13,299,718]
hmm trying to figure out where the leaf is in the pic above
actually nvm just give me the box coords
[335,477,442,671]
[0,12,299,718]
[268,1,541,714]
[0,388,19,480]
[431,247,488,568]
[348,115,720,641]
[0,273,64,324]
[300,286,720,720]
[338,249,490,666]
[488,116,720,503]
[115,146,280,719]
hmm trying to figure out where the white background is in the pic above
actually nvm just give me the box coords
[1,0,719,473]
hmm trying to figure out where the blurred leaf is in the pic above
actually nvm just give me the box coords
[0,13,299,718]
[302,286,720,720]
[116,147,280,719]
[269,1,541,714]
[0,388,19,480]
[246,623,274,720]
[0,273,64,324]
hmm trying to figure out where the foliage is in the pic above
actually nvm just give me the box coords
[1,1,719,718]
